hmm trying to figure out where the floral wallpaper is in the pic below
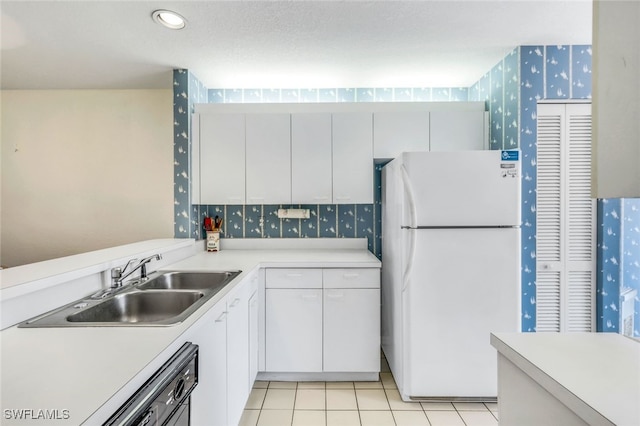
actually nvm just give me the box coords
[173,69,207,239]
[597,198,640,337]
[470,45,592,331]
[208,87,468,103]
[621,199,640,337]
[195,204,376,254]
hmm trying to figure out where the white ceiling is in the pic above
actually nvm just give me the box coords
[1,0,592,90]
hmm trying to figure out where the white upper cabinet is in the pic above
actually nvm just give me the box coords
[291,113,333,204]
[245,114,291,204]
[199,113,246,204]
[429,110,487,151]
[332,113,374,204]
[194,103,485,206]
[373,111,429,158]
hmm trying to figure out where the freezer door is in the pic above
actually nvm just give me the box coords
[402,227,520,399]
[401,150,520,227]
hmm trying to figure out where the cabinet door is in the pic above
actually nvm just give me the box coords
[246,114,291,204]
[324,289,380,372]
[200,113,246,204]
[332,113,374,203]
[291,113,332,204]
[266,289,323,372]
[429,110,487,151]
[373,111,429,158]
[248,290,259,384]
[227,286,250,426]
[190,303,228,426]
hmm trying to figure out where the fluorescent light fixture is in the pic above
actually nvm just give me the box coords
[152,10,186,30]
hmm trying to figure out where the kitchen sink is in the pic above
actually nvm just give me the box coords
[19,269,241,327]
[137,271,240,292]
[66,291,205,324]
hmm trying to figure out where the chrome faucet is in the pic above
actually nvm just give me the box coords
[111,254,162,288]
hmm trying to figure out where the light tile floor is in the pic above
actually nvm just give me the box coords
[239,356,499,426]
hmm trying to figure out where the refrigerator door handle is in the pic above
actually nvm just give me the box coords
[400,164,417,293]
[402,228,416,293]
[400,164,417,229]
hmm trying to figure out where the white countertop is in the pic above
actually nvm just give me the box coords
[1,240,380,425]
[0,239,194,295]
[491,332,640,426]
[163,247,381,272]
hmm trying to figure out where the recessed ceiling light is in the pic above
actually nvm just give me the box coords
[152,10,186,30]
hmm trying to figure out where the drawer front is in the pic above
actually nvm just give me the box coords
[323,268,380,289]
[266,268,323,289]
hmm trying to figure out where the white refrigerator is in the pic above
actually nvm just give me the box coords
[381,150,521,401]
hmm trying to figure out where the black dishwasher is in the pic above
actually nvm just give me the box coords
[104,342,198,426]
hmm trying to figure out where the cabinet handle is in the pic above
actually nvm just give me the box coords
[301,294,319,300]
[249,197,265,202]
[314,196,329,201]
[335,196,351,201]
[215,311,228,322]
[326,292,344,299]
[229,298,241,308]
[342,273,360,279]
[228,197,243,202]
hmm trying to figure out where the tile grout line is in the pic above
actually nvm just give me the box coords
[290,381,297,426]
[383,386,398,426]
[251,378,496,426]
[454,405,470,426]
[353,384,362,426]
[486,401,499,423]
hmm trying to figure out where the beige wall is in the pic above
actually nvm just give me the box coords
[592,0,640,198]
[1,90,174,267]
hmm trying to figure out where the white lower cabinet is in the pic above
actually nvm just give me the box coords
[189,272,258,426]
[226,283,251,426]
[187,302,228,426]
[248,290,259,384]
[323,288,380,372]
[264,268,380,375]
[266,288,323,372]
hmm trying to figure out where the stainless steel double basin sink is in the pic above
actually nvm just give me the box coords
[19,271,241,327]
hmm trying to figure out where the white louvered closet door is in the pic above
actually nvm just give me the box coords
[536,103,595,332]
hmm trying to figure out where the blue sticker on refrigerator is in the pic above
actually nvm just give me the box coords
[501,150,519,161]
[500,150,520,178]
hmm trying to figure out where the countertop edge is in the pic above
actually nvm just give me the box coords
[490,333,627,426]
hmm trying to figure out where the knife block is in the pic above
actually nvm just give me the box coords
[206,230,220,252]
